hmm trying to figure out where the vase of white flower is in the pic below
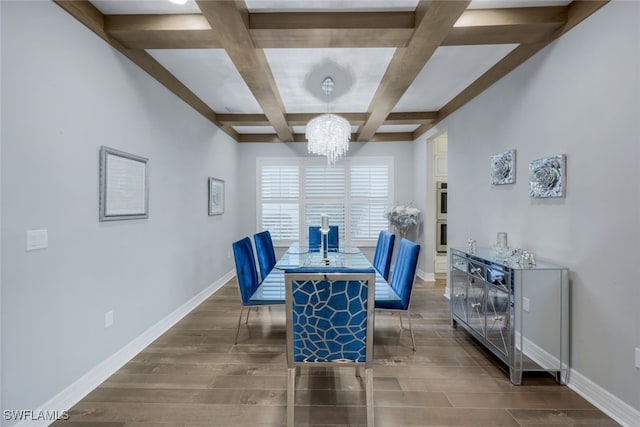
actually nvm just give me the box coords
[385,204,421,238]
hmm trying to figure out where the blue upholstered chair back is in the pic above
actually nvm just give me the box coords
[285,268,375,367]
[253,230,276,282]
[372,231,395,281]
[389,238,421,310]
[232,237,260,305]
[308,225,339,252]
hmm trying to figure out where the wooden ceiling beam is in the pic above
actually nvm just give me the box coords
[104,14,220,49]
[357,0,470,141]
[218,112,437,127]
[216,114,272,127]
[103,7,568,50]
[414,0,609,140]
[443,6,566,45]
[285,113,368,126]
[249,11,414,48]
[53,0,236,140]
[196,0,293,142]
[237,132,414,143]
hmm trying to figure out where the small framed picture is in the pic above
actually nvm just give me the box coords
[99,146,149,221]
[208,177,224,215]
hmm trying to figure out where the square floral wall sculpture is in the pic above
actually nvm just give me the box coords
[490,149,516,185]
[528,155,566,198]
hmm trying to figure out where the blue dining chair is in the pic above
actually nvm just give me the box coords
[232,236,275,344]
[372,230,395,281]
[308,225,339,252]
[285,268,376,427]
[375,238,421,351]
[253,230,276,282]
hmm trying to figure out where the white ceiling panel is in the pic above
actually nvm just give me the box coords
[91,0,201,15]
[265,48,396,113]
[468,0,570,9]
[377,124,420,133]
[246,0,419,12]
[234,126,277,134]
[393,44,518,112]
[148,49,263,114]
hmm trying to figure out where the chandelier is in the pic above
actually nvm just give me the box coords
[306,77,351,165]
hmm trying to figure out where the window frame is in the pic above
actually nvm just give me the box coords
[256,156,394,248]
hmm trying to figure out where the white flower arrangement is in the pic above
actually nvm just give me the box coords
[385,204,421,237]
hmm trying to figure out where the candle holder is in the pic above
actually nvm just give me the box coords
[321,229,330,265]
[495,232,509,262]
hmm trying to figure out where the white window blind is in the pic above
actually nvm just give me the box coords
[260,165,300,241]
[303,164,346,241]
[350,164,390,240]
[257,158,393,246]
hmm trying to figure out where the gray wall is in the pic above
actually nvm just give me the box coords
[1,1,239,419]
[441,1,639,413]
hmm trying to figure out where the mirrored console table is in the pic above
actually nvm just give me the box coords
[450,247,569,385]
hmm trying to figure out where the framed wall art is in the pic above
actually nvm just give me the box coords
[209,177,225,215]
[490,149,515,185]
[99,146,149,221]
[529,154,566,198]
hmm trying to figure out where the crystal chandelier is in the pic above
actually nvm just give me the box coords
[306,77,351,165]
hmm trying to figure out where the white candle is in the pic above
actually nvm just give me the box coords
[321,213,329,230]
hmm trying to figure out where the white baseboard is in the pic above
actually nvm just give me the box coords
[12,270,235,427]
[568,369,640,427]
[514,335,639,427]
[417,269,435,282]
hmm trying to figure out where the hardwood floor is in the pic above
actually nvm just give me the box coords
[53,279,619,426]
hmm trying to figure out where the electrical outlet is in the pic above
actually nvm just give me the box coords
[105,310,114,328]
[523,297,531,313]
[635,347,640,369]
[26,229,48,251]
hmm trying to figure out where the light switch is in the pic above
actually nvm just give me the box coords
[523,297,531,313]
[26,229,48,251]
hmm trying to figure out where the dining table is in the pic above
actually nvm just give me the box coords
[249,242,402,305]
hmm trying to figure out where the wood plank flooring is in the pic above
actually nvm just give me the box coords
[53,279,619,426]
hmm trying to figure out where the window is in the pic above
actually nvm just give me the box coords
[257,157,393,246]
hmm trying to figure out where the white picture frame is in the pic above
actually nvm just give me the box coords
[209,177,224,215]
[99,146,149,221]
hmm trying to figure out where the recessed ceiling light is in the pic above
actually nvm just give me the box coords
[168,0,188,5]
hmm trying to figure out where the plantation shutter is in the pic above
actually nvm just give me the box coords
[303,164,346,242]
[259,164,300,241]
[350,164,390,240]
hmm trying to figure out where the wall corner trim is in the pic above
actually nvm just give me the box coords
[417,269,435,282]
[13,269,236,427]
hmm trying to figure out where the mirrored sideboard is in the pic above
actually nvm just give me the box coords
[450,247,569,385]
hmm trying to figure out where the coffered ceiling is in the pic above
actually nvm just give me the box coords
[55,0,607,144]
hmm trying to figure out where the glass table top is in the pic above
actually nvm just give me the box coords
[250,242,400,304]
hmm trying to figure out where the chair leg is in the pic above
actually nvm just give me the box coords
[407,309,416,352]
[398,311,405,330]
[234,306,245,345]
[245,307,252,324]
[365,368,374,427]
[287,368,296,427]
